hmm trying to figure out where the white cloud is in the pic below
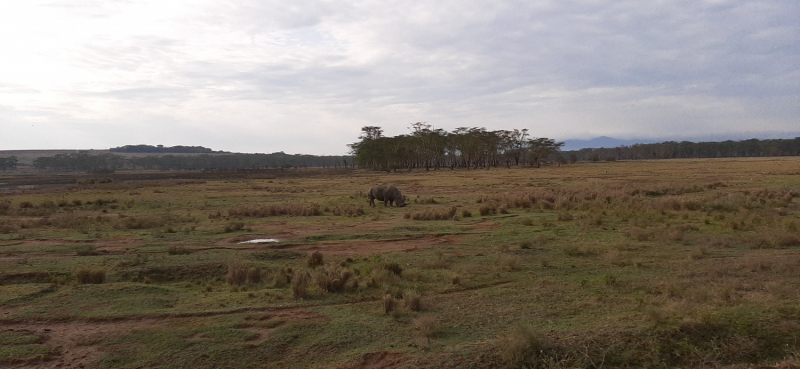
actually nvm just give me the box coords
[0,0,797,154]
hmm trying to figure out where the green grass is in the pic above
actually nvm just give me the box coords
[1,158,799,368]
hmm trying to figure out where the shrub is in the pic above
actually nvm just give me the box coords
[381,294,396,315]
[461,209,472,217]
[75,269,105,284]
[19,201,34,209]
[307,251,324,268]
[291,272,310,299]
[519,241,533,249]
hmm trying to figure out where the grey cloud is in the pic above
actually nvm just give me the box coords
[1,0,797,154]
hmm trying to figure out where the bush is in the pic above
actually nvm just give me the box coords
[461,209,472,217]
[75,269,106,284]
[307,251,324,268]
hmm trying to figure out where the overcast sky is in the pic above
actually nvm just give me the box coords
[0,0,797,155]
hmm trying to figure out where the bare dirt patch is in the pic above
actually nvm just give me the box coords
[2,319,162,369]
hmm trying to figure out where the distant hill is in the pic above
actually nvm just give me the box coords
[561,137,658,151]
[109,145,225,154]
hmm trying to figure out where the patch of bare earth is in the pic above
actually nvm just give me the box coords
[2,319,162,369]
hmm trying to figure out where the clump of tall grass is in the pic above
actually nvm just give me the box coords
[479,203,497,216]
[403,206,457,220]
[224,222,245,233]
[228,203,323,217]
[381,294,397,315]
[332,205,365,217]
[412,316,438,337]
[291,271,310,299]
[167,246,191,255]
[307,251,324,268]
[403,290,421,311]
[226,261,262,286]
[312,267,354,293]
[496,326,555,368]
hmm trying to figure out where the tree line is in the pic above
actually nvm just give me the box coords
[31,152,352,172]
[348,123,564,171]
[566,137,800,161]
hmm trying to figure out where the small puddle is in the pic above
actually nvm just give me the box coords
[237,238,280,244]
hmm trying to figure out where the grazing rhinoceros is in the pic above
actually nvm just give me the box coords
[368,186,406,207]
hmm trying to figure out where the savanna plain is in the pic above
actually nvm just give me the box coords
[1,158,799,369]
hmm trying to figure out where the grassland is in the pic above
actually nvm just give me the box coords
[1,158,799,368]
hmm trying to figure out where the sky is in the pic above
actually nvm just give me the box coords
[0,0,797,155]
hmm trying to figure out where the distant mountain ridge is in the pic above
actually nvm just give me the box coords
[562,133,800,151]
[561,137,658,151]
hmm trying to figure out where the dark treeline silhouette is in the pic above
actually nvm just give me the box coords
[566,137,800,162]
[109,144,221,153]
[0,156,18,171]
[348,123,564,171]
[31,152,353,172]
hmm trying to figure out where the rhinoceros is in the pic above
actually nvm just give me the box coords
[368,186,406,207]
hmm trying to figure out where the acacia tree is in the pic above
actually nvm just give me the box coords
[526,137,565,168]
